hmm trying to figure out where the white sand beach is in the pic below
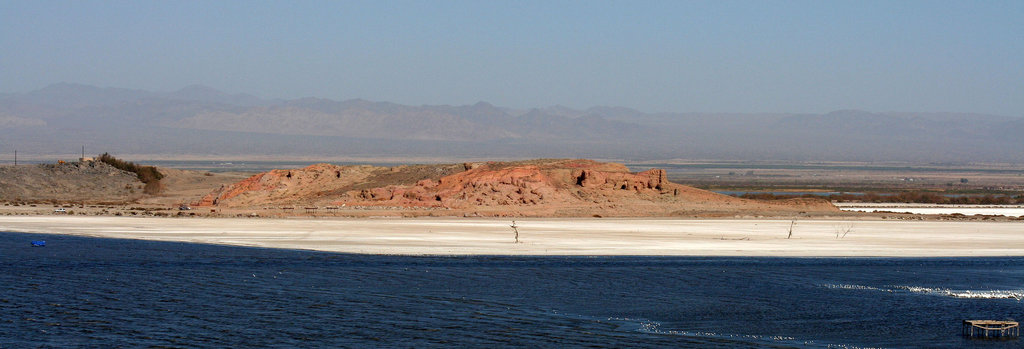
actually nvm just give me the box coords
[2,216,1023,257]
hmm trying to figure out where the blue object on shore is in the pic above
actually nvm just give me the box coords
[31,240,45,247]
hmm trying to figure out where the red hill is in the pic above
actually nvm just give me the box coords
[198,159,836,217]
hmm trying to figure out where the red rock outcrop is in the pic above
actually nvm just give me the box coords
[197,163,379,207]
[198,159,838,217]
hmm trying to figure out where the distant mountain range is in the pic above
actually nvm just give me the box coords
[1,83,1022,163]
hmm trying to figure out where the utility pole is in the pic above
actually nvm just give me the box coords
[81,145,85,160]
[13,149,16,166]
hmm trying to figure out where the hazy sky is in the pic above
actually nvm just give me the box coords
[1,0,1021,115]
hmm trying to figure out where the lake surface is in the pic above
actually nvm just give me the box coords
[2,231,1022,348]
[137,160,415,173]
[714,190,853,197]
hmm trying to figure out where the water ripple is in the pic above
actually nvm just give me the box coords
[3,232,1023,348]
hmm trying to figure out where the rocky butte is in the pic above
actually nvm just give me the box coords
[197,159,836,217]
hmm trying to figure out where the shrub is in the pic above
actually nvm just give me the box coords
[97,153,164,194]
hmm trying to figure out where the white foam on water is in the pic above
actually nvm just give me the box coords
[822,283,1023,301]
[820,284,891,292]
[893,285,1024,300]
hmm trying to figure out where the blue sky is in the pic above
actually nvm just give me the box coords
[1,0,1021,115]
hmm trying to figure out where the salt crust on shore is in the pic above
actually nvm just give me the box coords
[2,216,1023,257]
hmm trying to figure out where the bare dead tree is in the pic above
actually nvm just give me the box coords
[835,223,853,239]
[787,219,796,239]
[511,220,520,243]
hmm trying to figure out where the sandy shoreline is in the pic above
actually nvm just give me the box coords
[2,216,1023,257]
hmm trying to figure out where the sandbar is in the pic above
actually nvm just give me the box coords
[2,216,1023,257]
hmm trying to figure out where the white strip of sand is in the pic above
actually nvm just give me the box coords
[2,216,1023,257]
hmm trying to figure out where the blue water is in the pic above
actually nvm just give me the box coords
[2,232,1022,348]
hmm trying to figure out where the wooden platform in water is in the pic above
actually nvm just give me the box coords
[962,320,1019,339]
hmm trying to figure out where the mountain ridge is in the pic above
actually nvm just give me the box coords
[1,83,1022,163]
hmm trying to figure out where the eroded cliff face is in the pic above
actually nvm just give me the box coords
[198,159,837,217]
[198,164,375,207]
